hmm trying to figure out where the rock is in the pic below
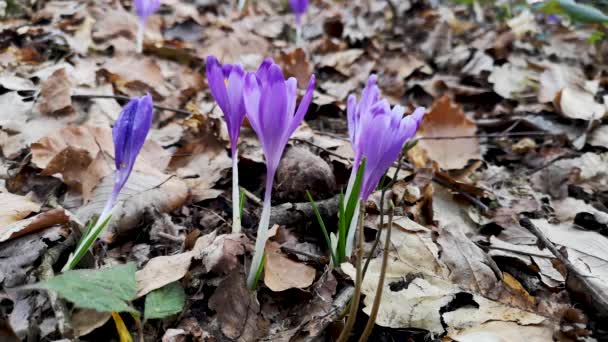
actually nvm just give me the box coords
[275,146,336,202]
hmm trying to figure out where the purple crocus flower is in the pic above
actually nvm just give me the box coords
[344,75,425,256]
[289,0,309,44]
[289,0,309,26]
[64,94,154,271]
[206,55,247,233]
[243,58,315,288]
[134,0,161,53]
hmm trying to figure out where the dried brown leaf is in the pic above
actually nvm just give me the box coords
[263,242,316,292]
[418,95,481,170]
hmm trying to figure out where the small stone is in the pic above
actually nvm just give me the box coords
[275,146,336,202]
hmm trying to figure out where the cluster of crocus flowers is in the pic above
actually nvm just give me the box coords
[289,0,309,43]
[205,56,315,289]
[343,75,425,257]
[63,95,154,271]
[205,56,247,233]
[134,0,161,53]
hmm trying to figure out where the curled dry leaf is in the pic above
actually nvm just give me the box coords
[417,95,481,170]
[0,193,41,227]
[0,208,69,243]
[555,87,605,121]
[36,68,73,116]
[208,271,267,341]
[263,241,316,292]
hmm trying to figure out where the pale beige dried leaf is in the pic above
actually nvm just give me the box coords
[136,252,193,297]
[589,125,608,149]
[506,10,538,38]
[198,233,248,274]
[488,63,535,100]
[538,64,585,103]
[418,95,481,169]
[317,49,364,76]
[533,218,608,303]
[0,193,41,227]
[556,87,605,120]
[449,319,553,341]
[264,242,316,292]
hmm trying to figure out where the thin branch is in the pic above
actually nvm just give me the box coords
[71,94,193,116]
[290,138,352,162]
[418,131,562,141]
[359,201,394,341]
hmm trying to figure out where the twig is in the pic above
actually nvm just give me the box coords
[360,201,394,341]
[290,138,352,162]
[432,174,489,213]
[418,131,562,140]
[337,202,365,342]
[519,217,608,316]
[241,186,263,206]
[71,94,193,116]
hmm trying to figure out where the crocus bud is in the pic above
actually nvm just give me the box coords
[134,0,160,52]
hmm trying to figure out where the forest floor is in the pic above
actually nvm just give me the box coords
[1,0,608,341]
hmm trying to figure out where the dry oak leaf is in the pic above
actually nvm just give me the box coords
[417,95,481,170]
[0,193,41,226]
[0,208,69,243]
[264,241,316,292]
[488,63,536,100]
[36,68,74,116]
[208,271,268,341]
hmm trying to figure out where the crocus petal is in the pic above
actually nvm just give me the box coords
[112,94,153,194]
[346,75,425,201]
[287,74,315,136]
[243,73,262,135]
[289,0,309,15]
[134,0,160,20]
[206,56,247,149]
[206,56,230,120]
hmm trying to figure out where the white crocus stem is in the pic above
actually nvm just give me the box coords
[344,200,360,258]
[295,23,302,46]
[231,153,241,233]
[343,164,357,204]
[136,20,145,53]
[238,0,246,11]
[63,200,114,271]
[246,169,275,289]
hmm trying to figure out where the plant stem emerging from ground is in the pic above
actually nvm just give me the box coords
[231,152,241,233]
[337,201,365,342]
[246,169,275,289]
[359,201,394,341]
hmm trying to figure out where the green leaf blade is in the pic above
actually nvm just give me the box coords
[36,263,137,313]
[144,282,186,320]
